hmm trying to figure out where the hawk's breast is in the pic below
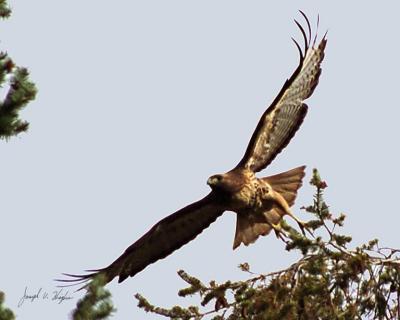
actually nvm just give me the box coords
[230,172,259,211]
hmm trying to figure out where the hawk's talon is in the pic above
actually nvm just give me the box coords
[286,211,312,237]
[271,223,287,241]
[296,220,313,237]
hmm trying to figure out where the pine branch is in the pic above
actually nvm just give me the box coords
[0,291,15,320]
[0,1,37,140]
[0,53,37,139]
[71,274,116,320]
[0,0,11,19]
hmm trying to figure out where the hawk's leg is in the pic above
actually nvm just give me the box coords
[266,190,311,237]
[286,210,312,236]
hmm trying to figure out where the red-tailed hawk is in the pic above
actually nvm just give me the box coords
[61,12,326,287]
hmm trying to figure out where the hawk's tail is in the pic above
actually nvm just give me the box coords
[233,166,306,249]
[262,165,306,207]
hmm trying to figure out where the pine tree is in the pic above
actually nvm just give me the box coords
[71,275,115,320]
[0,292,14,320]
[0,1,36,318]
[0,0,37,140]
[0,0,11,18]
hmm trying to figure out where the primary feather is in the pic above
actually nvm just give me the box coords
[236,13,327,173]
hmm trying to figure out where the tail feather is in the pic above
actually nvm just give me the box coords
[233,213,272,249]
[262,165,306,206]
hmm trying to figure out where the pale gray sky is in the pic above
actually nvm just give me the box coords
[1,1,399,319]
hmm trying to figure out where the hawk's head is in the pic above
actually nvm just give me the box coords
[207,172,245,193]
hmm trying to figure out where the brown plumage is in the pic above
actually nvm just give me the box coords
[59,12,327,289]
[233,166,306,249]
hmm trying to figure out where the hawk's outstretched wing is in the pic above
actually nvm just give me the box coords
[59,193,224,286]
[236,12,327,173]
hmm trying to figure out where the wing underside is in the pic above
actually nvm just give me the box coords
[236,12,327,173]
[60,193,225,286]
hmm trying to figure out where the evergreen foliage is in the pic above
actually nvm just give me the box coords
[134,169,400,319]
[71,274,115,320]
[0,292,15,320]
[0,1,37,140]
[0,0,11,19]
